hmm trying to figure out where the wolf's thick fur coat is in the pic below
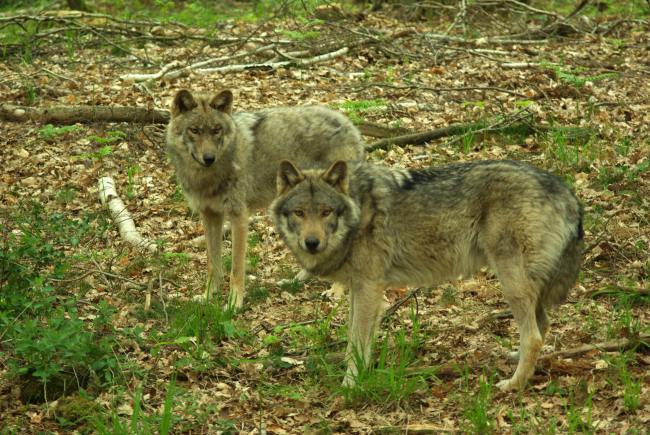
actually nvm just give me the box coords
[166,90,364,307]
[270,159,584,390]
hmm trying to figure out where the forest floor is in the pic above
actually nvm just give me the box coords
[1,1,649,434]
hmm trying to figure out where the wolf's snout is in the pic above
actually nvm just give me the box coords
[203,153,216,166]
[304,237,321,253]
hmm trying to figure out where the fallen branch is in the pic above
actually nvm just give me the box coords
[367,107,542,151]
[366,121,489,151]
[539,335,650,362]
[0,103,170,124]
[354,120,411,138]
[0,103,404,138]
[98,177,157,252]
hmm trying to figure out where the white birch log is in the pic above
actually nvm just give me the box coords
[98,177,157,252]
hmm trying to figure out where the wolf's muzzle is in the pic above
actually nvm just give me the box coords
[304,237,321,254]
[203,153,216,166]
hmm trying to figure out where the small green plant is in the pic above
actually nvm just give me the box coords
[595,158,648,189]
[332,99,388,125]
[440,285,459,306]
[93,375,178,434]
[72,133,120,176]
[88,130,127,146]
[461,124,478,154]
[507,390,559,434]
[64,29,77,59]
[459,370,496,434]
[39,124,84,140]
[514,100,533,108]
[212,420,238,434]
[591,278,650,308]
[462,101,487,108]
[490,331,514,351]
[337,306,431,409]
[386,66,394,85]
[125,156,142,198]
[606,351,645,413]
[558,386,599,434]
[7,305,118,395]
[540,63,618,125]
[19,73,36,104]
[247,282,271,302]
[278,278,303,295]
[55,186,76,204]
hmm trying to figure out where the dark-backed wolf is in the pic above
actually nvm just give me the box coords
[166,90,364,308]
[270,159,583,391]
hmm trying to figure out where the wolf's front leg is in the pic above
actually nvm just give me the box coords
[201,209,224,302]
[229,210,248,309]
[342,281,386,387]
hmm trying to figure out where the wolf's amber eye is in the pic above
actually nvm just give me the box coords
[294,210,303,217]
[190,128,199,134]
[213,126,222,134]
[322,209,332,216]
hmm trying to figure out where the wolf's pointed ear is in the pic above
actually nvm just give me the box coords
[277,160,304,195]
[171,90,197,118]
[323,160,349,195]
[210,90,233,115]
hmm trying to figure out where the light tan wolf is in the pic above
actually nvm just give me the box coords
[270,159,583,391]
[166,90,364,308]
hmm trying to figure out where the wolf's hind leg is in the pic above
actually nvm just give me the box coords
[507,303,551,361]
[494,263,542,391]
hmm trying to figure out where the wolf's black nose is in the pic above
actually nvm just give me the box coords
[203,154,216,166]
[304,237,320,252]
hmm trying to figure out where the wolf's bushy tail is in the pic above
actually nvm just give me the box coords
[539,218,584,307]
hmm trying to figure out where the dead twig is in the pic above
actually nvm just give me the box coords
[70,266,147,287]
[381,288,423,325]
[159,271,169,325]
[41,67,80,87]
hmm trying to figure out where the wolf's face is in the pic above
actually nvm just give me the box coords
[270,160,359,274]
[168,90,234,167]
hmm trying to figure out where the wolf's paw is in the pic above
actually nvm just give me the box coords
[341,375,356,388]
[496,378,524,392]
[224,292,244,310]
[496,379,517,391]
[507,351,520,361]
[322,283,346,300]
[193,294,209,303]
[295,269,311,282]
